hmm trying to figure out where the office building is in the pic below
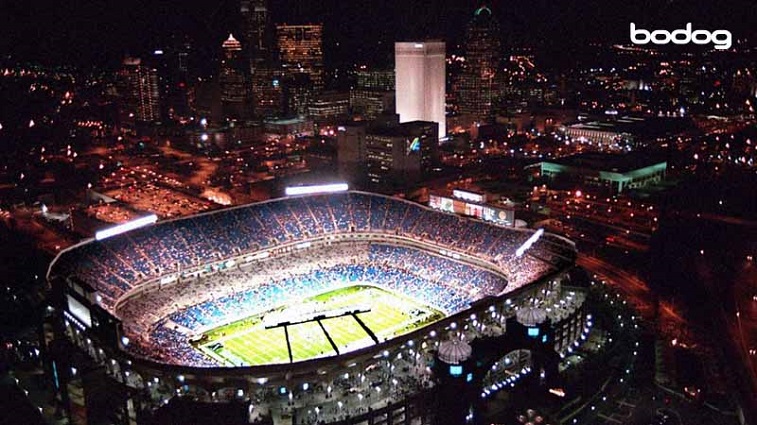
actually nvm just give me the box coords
[395,41,446,139]
[356,68,395,91]
[560,120,635,149]
[219,34,249,120]
[338,118,438,188]
[148,42,193,121]
[457,5,501,121]
[350,90,394,121]
[241,0,282,117]
[309,91,350,122]
[251,66,284,118]
[540,152,667,193]
[336,121,368,183]
[118,57,161,125]
[263,116,313,136]
[366,120,438,187]
[280,73,311,117]
[240,0,272,59]
[558,115,693,151]
[277,24,324,91]
[351,67,395,120]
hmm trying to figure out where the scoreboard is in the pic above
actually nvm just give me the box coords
[429,194,514,226]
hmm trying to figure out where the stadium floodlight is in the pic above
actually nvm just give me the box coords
[515,228,544,257]
[95,214,158,241]
[285,183,348,196]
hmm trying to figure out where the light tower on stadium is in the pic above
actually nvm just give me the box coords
[395,41,446,139]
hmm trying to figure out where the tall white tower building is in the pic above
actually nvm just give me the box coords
[395,41,446,139]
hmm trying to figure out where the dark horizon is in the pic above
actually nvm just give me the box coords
[2,0,756,69]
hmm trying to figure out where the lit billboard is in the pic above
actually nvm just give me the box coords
[429,195,513,226]
[483,207,514,226]
[452,189,485,203]
[406,137,421,155]
[66,294,92,328]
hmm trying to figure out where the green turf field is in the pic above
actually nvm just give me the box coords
[194,285,443,366]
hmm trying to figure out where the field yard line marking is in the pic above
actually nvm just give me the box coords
[351,313,380,344]
[284,325,293,363]
[319,317,364,350]
[317,319,340,355]
[362,302,438,341]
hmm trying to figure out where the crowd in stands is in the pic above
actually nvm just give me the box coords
[52,192,576,365]
[117,242,507,366]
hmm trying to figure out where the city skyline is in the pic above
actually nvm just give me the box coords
[3,0,757,69]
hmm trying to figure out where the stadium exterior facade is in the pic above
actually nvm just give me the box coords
[45,192,585,425]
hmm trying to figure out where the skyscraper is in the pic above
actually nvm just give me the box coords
[219,34,249,120]
[350,67,395,120]
[457,5,502,122]
[241,0,282,118]
[277,24,324,91]
[395,41,446,139]
[177,41,192,75]
[119,57,161,125]
[148,40,193,121]
[240,0,271,59]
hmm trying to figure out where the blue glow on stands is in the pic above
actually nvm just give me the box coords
[95,214,158,241]
[285,183,348,196]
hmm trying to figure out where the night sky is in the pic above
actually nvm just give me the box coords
[2,0,756,69]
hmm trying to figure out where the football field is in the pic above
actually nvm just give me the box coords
[195,285,444,366]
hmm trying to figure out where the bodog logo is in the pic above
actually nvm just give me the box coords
[630,23,732,50]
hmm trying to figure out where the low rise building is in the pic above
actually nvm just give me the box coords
[539,152,667,193]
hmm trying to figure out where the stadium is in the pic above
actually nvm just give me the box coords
[46,191,586,425]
